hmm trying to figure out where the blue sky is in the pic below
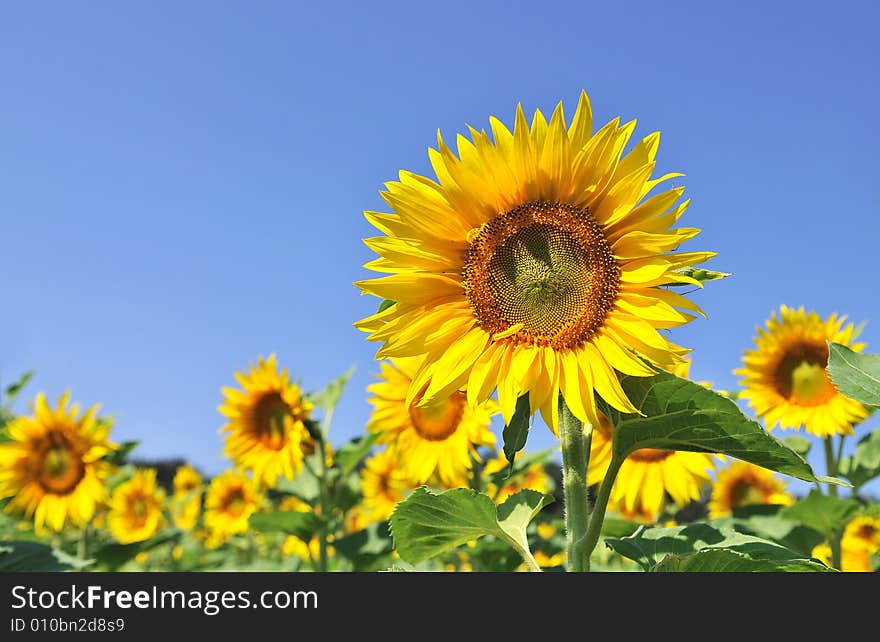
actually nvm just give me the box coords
[2,1,879,492]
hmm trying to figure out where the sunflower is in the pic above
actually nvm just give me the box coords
[355,91,712,433]
[737,306,868,436]
[367,357,496,486]
[811,516,879,573]
[361,450,410,521]
[0,392,115,533]
[108,469,165,544]
[203,470,261,544]
[589,414,715,521]
[276,495,324,563]
[708,461,794,518]
[483,452,552,504]
[219,355,315,487]
[171,465,203,531]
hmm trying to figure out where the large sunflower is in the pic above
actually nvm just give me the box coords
[108,469,165,544]
[737,306,868,436]
[219,355,314,487]
[708,461,794,518]
[367,357,496,486]
[203,470,261,545]
[589,415,715,521]
[0,392,115,533]
[171,464,203,531]
[355,91,712,432]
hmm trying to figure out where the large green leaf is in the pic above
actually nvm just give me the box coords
[389,487,552,566]
[335,433,379,476]
[598,370,845,485]
[249,511,325,542]
[275,471,320,502]
[93,529,180,570]
[780,490,859,540]
[501,394,531,476]
[654,548,832,572]
[0,541,90,572]
[827,342,880,406]
[714,505,824,557]
[838,429,880,489]
[605,523,827,572]
[781,436,812,459]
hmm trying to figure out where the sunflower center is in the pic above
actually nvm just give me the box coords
[773,343,832,405]
[729,480,766,507]
[224,489,246,517]
[463,201,620,349]
[408,384,464,442]
[628,448,674,463]
[253,392,291,450]
[38,436,85,495]
[132,496,149,524]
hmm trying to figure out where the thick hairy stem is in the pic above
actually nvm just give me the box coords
[559,397,591,572]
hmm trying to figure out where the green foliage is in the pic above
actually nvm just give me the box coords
[780,490,859,541]
[3,371,34,405]
[827,342,880,406]
[334,522,393,571]
[597,370,846,485]
[249,511,326,542]
[781,436,812,459]
[310,366,356,416]
[0,541,90,572]
[389,487,552,567]
[501,394,531,475]
[93,530,181,570]
[102,440,139,466]
[838,429,880,490]
[670,267,731,283]
[377,299,396,313]
[605,523,831,572]
[335,433,379,476]
[714,505,824,557]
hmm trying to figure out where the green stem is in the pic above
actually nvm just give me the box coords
[577,453,624,569]
[559,397,591,572]
[316,437,330,572]
[823,436,842,570]
[77,525,90,561]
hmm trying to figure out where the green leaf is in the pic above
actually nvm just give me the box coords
[606,523,826,572]
[310,366,356,415]
[275,471,320,502]
[335,433,379,476]
[598,370,847,485]
[838,429,880,489]
[780,490,860,540]
[102,440,139,466]
[389,487,552,566]
[333,522,393,570]
[378,299,396,313]
[782,436,812,459]
[0,541,90,572]
[827,342,880,406]
[670,266,731,284]
[3,371,35,406]
[717,505,824,557]
[249,510,325,542]
[654,548,832,572]
[501,394,531,476]
[600,517,642,539]
[93,530,180,570]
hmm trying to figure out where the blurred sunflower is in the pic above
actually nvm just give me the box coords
[361,450,410,521]
[0,392,115,533]
[204,471,260,544]
[483,451,552,504]
[737,306,867,436]
[219,355,314,487]
[589,414,715,521]
[171,465,203,531]
[356,90,712,433]
[708,461,794,518]
[367,357,496,486]
[108,469,165,544]
[812,515,879,573]
[276,495,325,564]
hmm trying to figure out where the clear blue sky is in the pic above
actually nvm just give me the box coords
[2,1,879,492]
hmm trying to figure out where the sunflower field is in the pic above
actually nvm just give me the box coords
[3,92,880,574]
